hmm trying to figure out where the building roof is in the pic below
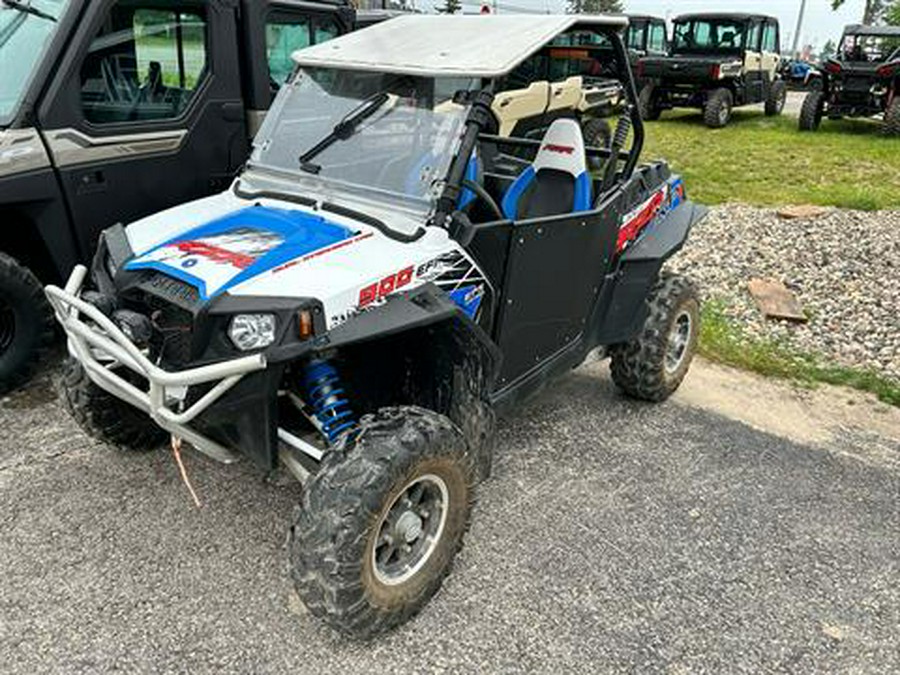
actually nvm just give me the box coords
[292,14,629,78]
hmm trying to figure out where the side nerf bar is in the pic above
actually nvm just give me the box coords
[45,265,267,463]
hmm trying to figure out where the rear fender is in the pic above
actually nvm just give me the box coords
[593,199,707,345]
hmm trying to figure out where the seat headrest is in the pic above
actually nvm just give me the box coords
[532,119,588,178]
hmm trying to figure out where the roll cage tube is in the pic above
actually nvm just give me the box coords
[431,87,495,234]
[608,26,644,180]
[434,26,642,241]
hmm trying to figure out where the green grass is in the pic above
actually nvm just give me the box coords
[699,300,900,407]
[641,109,900,211]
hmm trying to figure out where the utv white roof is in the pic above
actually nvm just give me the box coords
[291,14,629,78]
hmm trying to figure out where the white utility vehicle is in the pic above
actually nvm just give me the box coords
[47,15,706,638]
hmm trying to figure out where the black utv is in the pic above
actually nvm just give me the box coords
[799,25,900,135]
[625,14,668,89]
[637,13,787,128]
[0,0,357,395]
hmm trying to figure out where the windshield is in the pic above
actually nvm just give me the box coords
[838,33,900,63]
[0,0,69,126]
[672,19,745,54]
[250,67,476,212]
[626,21,647,51]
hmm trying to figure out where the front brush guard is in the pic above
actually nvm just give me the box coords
[45,265,267,463]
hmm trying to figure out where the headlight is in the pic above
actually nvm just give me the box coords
[228,314,276,351]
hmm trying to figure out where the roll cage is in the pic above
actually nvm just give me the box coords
[433,24,644,243]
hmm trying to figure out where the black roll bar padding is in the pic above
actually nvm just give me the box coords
[432,88,496,232]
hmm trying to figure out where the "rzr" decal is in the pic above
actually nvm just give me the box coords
[542,144,575,155]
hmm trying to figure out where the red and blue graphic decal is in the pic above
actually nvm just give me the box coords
[125,206,355,300]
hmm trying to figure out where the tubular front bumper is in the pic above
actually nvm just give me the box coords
[45,265,267,463]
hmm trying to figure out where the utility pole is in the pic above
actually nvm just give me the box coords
[791,0,808,59]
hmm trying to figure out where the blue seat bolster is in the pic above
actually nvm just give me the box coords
[573,171,592,212]
[501,166,536,220]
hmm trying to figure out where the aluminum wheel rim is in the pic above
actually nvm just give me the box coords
[0,298,14,355]
[719,104,730,125]
[665,310,693,374]
[372,473,449,587]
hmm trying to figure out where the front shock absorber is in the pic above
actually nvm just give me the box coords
[302,358,357,445]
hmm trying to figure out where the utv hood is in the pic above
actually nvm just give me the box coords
[124,205,356,300]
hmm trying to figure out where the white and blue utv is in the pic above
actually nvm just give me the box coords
[47,14,707,638]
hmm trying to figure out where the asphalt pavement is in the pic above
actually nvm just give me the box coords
[1,354,897,674]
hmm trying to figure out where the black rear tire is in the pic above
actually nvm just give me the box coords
[610,273,700,402]
[638,84,662,121]
[799,91,825,131]
[883,98,900,137]
[765,79,787,116]
[703,88,733,128]
[0,252,55,396]
[63,358,167,451]
[289,406,475,639]
[581,117,612,171]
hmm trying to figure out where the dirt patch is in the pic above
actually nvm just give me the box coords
[675,357,900,450]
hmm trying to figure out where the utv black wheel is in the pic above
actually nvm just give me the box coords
[63,358,167,451]
[581,117,612,171]
[883,98,900,137]
[290,406,475,639]
[610,273,700,402]
[799,91,825,131]
[638,84,662,121]
[703,88,733,128]
[0,252,55,396]
[765,80,787,116]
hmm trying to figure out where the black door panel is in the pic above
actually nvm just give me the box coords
[38,0,248,256]
[494,209,619,387]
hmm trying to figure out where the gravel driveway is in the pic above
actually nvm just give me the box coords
[1,358,899,673]
[669,205,900,380]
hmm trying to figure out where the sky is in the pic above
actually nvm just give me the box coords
[426,0,869,50]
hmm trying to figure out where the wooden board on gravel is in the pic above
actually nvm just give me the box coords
[747,278,808,322]
[777,205,830,220]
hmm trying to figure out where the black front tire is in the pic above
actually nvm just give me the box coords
[638,84,662,121]
[703,88,733,128]
[610,273,700,402]
[63,358,167,451]
[765,79,787,116]
[799,91,825,131]
[289,406,475,639]
[883,98,900,137]
[0,253,55,396]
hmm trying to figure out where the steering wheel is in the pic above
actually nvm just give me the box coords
[461,179,503,221]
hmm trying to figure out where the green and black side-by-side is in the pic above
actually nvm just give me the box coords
[800,24,900,135]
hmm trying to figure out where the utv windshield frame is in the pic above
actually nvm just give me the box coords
[245,18,643,234]
[671,17,747,56]
[837,31,900,64]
